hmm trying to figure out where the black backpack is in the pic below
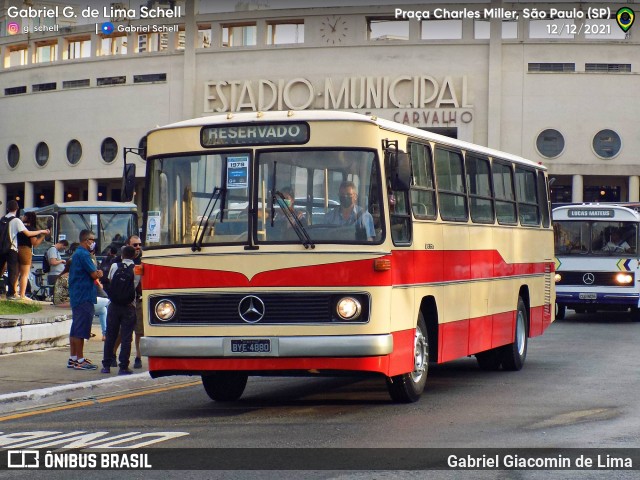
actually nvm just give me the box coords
[42,250,51,273]
[0,216,16,255]
[107,262,136,305]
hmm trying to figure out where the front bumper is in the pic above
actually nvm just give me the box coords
[141,334,394,358]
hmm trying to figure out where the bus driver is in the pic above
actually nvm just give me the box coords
[325,180,375,241]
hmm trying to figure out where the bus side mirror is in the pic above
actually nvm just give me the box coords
[122,163,136,203]
[386,151,411,191]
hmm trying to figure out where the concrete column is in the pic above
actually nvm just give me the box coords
[486,2,502,149]
[87,178,98,201]
[182,0,197,119]
[54,180,65,204]
[126,32,135,55]
[91,32,101,57]
[572,175,584,203]
[57,37,65,61]
[23,182,34,209]
[0,184,7,215]
[629,176,639,202]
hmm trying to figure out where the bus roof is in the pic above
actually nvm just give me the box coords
[553,203,640,222]
[35,201,137,214]
[148,110,545,171]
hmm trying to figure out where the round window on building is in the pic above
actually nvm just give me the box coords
[138,136,147,160]
[536,129,565,158]
[7,144,20,169]
[35,142,49,167]
[593,129,621,159]
[101,137,118,163]
[66,139,82,165]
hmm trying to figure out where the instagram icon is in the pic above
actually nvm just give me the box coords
[7,22,20,35]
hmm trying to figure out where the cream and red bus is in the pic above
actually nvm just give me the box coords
[128,111,554,403]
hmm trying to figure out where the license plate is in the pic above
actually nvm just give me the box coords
[579,293,597,300]
[230,339,271,354]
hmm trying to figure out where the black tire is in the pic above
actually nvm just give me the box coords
[556,304,566,320]
[386,315,429,403]
[630,307,640,322]
[476,349,502,371]
[202,371,248,402]
[574,308,586,314]
[499,297,528,371]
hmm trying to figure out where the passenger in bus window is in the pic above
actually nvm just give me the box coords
[325,180,375,241]
[274,187,307,225]
[602,229,630,253]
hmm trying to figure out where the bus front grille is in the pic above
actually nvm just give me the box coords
[148,292,371,325]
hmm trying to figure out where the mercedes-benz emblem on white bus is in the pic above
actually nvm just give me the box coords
[238,295,265,323]
[583,273,595,285]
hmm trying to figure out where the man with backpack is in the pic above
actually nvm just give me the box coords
[101,245,140,375]
[0,200,50,300]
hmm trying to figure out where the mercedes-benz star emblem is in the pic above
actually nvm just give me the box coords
[238,295,265,323]
[583,273,595,285]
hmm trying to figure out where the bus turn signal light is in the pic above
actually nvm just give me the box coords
[374,258,391,271]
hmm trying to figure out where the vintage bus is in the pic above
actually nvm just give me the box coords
[553,203,640,320]
[130,111,554,403]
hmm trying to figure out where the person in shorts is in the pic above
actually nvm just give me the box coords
[67,229,103,370]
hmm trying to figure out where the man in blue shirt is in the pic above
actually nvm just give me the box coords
[67,229,103,370]
[325,180,375,241]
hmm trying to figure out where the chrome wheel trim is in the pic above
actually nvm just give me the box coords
[411,326,428,383]
[516,310,526,356]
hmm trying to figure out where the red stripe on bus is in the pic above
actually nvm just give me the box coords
[438,305,549,363]
[142,251,551,290]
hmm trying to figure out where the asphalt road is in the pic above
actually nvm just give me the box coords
[2,310,640,479]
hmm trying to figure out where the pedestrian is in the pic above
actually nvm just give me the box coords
[101,245,139,375]
[111,235,145,369]
[16,211,46,300]
[67,229,103,370]
[45,239,69,286]
[0,200,50,300]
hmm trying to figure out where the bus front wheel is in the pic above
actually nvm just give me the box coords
[202,371,248,402]
[386,315,429,403]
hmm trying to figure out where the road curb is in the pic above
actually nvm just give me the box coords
[0,373,197,414]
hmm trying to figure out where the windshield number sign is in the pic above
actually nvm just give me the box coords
[227,157,249,189]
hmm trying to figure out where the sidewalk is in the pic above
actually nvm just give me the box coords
[0,305,194,414]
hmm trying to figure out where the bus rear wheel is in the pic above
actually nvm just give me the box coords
[386,315,429,403]
[202,371,248,402]
[499,297,528,371]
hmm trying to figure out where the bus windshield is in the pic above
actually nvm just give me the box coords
[554,220,638,256]
[146,149,383,247]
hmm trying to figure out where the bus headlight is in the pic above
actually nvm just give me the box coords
[555,273,562,283]
[336,297,362,320]
[155,299,176,321]
[615,273,633,285]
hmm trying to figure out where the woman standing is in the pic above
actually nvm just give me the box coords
[16,211,45,300]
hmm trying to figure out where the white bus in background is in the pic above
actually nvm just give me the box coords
[553,204,640,320]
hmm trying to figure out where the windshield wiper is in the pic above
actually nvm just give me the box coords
[192,186,225,252]
[271,190,315,249]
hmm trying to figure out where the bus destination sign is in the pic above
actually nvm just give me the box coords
[567,209,615,218]
[201,122,309,147]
